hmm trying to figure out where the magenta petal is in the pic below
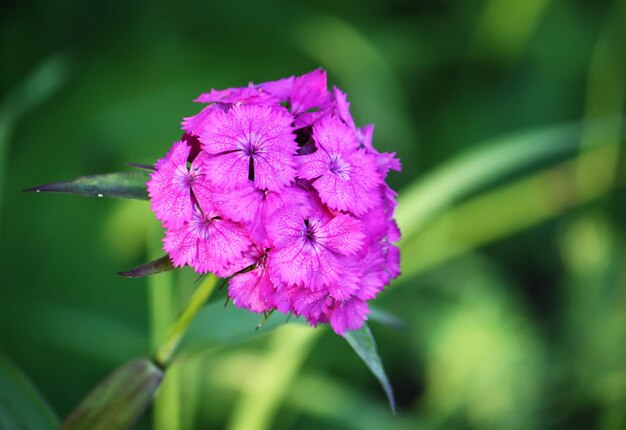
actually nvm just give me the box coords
[266,201,356,289]
[333,86,355,129]
[330,298,369,335]
[163,222,197,268]
[265,204,308,248]
[194,87,240,103]
[325,264,361,301]
[266,277,295,314]
[269,237,339,289]
[200,104,297,191]
[147,141,194,227]
[304,149,382,216]
[357,124,375,150]
[312,115,359,153]
[194,219,253,277]
[292,289,330,326]
[386,245,401,278]
[263,185,309,219]
[317,213,365,256]
[258,76,294,100]
[293,109,330,129]
[188,151,216,212]
[164,209,252,277]
[290,69,329,114]
[182,105,220,136]
[298,116,383,216]
[202,151,250,190]
[229,268,273,313]
[388,220,401,243]
[214,182,264,224]
[252,146,298,191]
[297,149,327,180]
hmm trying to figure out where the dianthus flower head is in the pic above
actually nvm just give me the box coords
[147,69,401,335]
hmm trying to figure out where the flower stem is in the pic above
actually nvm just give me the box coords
[153,275,220,368]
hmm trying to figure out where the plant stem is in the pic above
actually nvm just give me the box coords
[153,275,220,368]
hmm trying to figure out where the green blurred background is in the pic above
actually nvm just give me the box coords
[1,0,625,429]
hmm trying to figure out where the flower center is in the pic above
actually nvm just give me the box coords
[329,156,350,179]
[245,145,258,157]
[240,132,264,157]
[303,219,317,242]
[174,166,197,189]
[190,210,220,240]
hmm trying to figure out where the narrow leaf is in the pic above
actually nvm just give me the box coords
[118,255,175,278]
[368,306,407,330]
[25,171,150,200]
[176,300,305,359]
[395,118,621,242]
[126,162,155,171]
[61,358,162,430]
[0,354,60,430]
[344,324,396,413]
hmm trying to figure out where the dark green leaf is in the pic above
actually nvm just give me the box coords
[344,324,396,414]
[0,354,60,430]
[61,358,162,430]
[118,255,175,278]
[25,171,150,200]
[126,162,155,171]
[176,300,305,359]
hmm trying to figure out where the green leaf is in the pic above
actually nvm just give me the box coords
[118,255,175,278]
[61,358,162,430]
[344,324,396,413]
[176,300,305,359]
[368,306,407,329]
[0,354,60,430]
[395,120,617,242]
[25,171,150,200]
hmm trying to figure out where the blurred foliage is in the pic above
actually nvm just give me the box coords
[1,0,625,429]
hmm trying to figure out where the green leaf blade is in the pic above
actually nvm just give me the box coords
[368,306,407,329]
[344,324,396,414]
[25,171,150,200]
[0,354,60,430]
[118,255,175,278]
[395,121,587,242]
[60,358,162,430]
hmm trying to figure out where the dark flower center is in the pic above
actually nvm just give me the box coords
[303,219,317,242]
[329,156,350,179]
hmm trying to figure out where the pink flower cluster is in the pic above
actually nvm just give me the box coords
[147,69,401,335]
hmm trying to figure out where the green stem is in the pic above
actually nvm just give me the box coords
[153,275,220,368]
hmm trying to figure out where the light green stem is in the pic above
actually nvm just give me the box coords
[153,275,219,368]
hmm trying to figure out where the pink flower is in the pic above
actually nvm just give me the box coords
[199,104,298,192]
[266,195,365,292]
[147,141,213,227]
[164,206,253,277]
[148,69,402,335]
[298,116,383,216]
[228,250,276,313]
[329,298,370,335]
